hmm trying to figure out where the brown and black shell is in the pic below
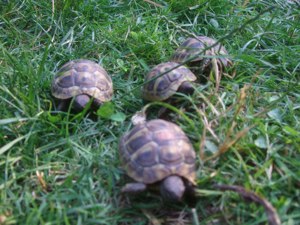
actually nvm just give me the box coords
[142,62,197,101]
[119,119,196,185]
[171,36,232,68]
[51,59,113,102]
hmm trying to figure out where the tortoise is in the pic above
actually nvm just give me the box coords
[119,119,196,202]
[142,62,197,102]
[171,36,233,88]
[51,59,113,112]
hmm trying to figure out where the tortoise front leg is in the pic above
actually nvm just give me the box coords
[121,182,147,194]
[56,99,70,112]
[92,98,102,109]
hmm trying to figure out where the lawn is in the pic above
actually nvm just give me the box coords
[0,0,299,224]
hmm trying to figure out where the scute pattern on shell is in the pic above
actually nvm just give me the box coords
[142,62,197,101]
[119,119,196,185]
[52,59,113,102]
[171,36,231,68]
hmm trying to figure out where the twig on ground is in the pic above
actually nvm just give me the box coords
[143,0,163,8]
[36,171,49,191]
[213,184,281,225]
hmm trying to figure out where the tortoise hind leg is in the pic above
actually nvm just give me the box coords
[121,182,147,194]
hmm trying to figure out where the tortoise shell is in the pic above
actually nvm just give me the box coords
[119,119,196,185]
[51,59,113,102]
[142,62,197,101]
[171,36,232,68]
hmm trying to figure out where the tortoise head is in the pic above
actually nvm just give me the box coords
[177,81,195,96]
[160,175,185,202]
[73,94,91,112]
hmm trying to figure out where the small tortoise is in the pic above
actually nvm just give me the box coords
[171,36,232,88]
[51,59,113,111]
[119,119,196,202]
[142,62,197,101]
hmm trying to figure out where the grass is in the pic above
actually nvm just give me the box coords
[0,0,299,224]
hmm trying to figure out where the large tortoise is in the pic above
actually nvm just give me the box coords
[119,119,196,202]
[51,59,113,111]
[142,62,197,101]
